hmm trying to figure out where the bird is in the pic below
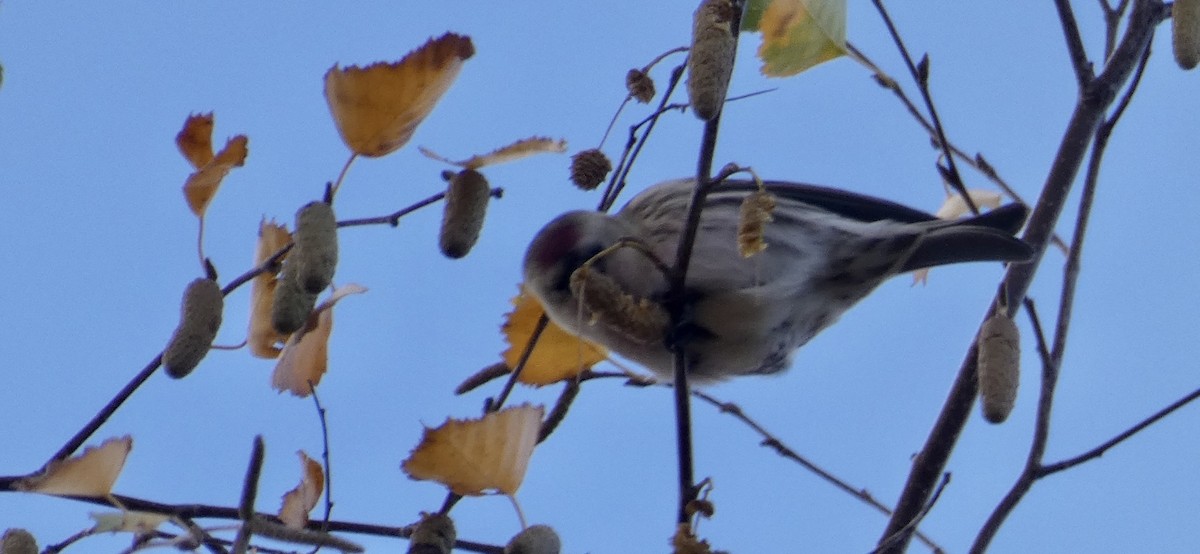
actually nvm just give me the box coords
[522,178,1032,382]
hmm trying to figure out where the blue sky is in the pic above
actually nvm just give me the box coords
[2,2,1198,552]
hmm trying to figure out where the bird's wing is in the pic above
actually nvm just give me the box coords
[747,180,940,223]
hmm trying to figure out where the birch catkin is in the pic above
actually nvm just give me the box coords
[439,169,490,258]
[292,201,338,294]
[687,0,738,121]
[977,311,1020,423]
[569,265,669,345]
[738,189,776,257]
[1174,0,1200,70]
[505,525,561,554]
[163,278,224,379]
[271,269,317,336]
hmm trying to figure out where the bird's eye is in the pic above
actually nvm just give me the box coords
[550,244,605,293]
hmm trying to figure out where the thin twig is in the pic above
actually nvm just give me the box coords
[47,354,162,464]
[871,0,978,215]
[846,42,1070,253]
[1041,385,1200,474]
[310,385,336,531]
[336,187,504,228]
[1055,0,1096,85]
[666,68,732,529]
[233,436,266,554]
[687,389,944,553]
[45,192,466,462]
[873,473,951,554]
[600,63,688,212]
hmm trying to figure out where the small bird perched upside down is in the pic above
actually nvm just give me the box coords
[523,178,1032,382]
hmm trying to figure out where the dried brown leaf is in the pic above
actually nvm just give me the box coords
[278,451,324,529]
[248,219,292,358]
[182,135,248,217]
[272,284,367,397]
[16,436,133,497]
[176,113,215,169]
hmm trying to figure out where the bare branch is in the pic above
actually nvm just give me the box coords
[1041,385,1200,474]
[879,2,1166,551]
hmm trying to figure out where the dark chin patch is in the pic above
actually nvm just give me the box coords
[550,243,605,293]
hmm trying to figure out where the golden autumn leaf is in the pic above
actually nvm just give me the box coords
[15,436,132,497]
[418,136,568,170]
[753,0,846,77]
[176,113,215,169]
[325,33,474,157]
[182,135,249,217]
[278,451,324,529]
[502,286,607,386]
[913,189,1005,285]
[401,404,544,496]
[248,219,293,359]
[272,283,367,397]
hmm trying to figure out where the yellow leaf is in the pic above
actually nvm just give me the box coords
[401,404,544,496]
[278,451,324,529]
[419,136,567,170]
[272,284,367,397]
[755,0,846,77]
[248,219,293,359]
[324,33,474,157]
[16,436,132,497]
[502,286,607,386]
[176,113,215,169]
[182,135,249,217]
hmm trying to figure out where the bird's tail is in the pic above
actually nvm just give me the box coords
[901,204,1033,271]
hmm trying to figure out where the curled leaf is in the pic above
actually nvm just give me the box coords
[16,436,133,497]
[419,136,567,170]
[272,284,367,397]
[279,451,324,529]
[182,134,249,217]
[176,113,215,169]
[325,33,474,157]
[248,219,293,358]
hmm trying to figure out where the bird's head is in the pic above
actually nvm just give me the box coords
[522,210,630,319]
